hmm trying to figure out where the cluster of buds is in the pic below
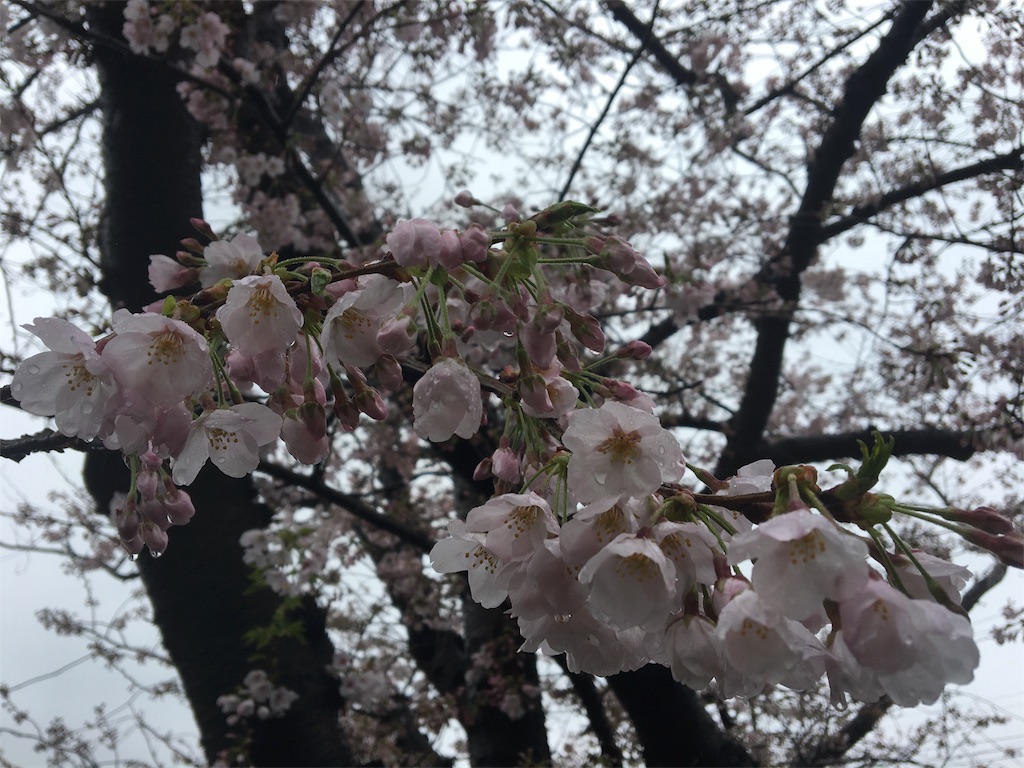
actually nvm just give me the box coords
[7,196,1020,704]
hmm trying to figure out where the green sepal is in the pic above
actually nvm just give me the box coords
[529,201,601,230]
[831,431,895,501]
[310,267,332,296]
[160,295,178,316]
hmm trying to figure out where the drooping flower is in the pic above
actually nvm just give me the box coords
[217,274,302,357]
[715,589,826,697]
[171,402,282,485]
[727,509,869,621]
[578,532,677,629]
[412,357,483,442]
[561,400,684,503]
[11,317,119,440]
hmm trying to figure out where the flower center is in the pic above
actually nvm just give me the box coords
[596,426,642,465]
[149,331,185,366]
[787,530,827,564]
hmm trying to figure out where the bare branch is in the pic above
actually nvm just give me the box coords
[820,147,1024,241]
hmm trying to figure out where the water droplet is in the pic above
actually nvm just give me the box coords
[128,552,139,562]
[215,456,227,464]
[430,402,440,411]
[150,549,163,559]
[657,447,665,455]
[502,331,514,338]
[80,402,94,414]
[595,473,607,485]
[11,382,21,395]
[27,364,40,375]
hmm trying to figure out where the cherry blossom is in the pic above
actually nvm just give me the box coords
[561,400,684,503]
[101,310,214,410]
[577,532,677,629]
[217,274,303,357]
[199,233,264,286]
[11,317,119,440]
[320,275,412,368]
[171,403,282,485]
[148,254,198,292]
[714,589,827,697]
[727,508,869,621]
[463,492,559,563]
[412,357,483,442]
[429,520,516,609]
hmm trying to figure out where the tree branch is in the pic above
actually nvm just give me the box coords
[256,460,437,553]
[819,147,1024,241]
[716,0,935,477]
[759,426,1009,466]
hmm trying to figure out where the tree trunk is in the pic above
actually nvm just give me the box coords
[83,4,352,764]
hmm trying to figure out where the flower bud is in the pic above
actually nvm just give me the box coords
[454,190,479,208]
[141,521,169,556]
[944,506,1015,535]
[960,529,1024,568]
[618,340,653,360]
[374,355,404,393]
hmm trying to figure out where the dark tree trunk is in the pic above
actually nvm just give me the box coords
[608,666,758,767]
[82,4,353,765]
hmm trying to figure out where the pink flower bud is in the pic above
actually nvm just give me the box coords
[141,521,169,556]
[374,355,404,392]
[565,308,605,353]
[163,488,197,526]
[615,340,650,361]
[945,506,1015,535]
[376,314,418,356]
[137,468,160,500]
[961,529,1024,568]
[354,388,388,421]
[459,224,491,263]
[454,190,478,208]
[492,441,522,484]
[519,373,554,415]
[437,229,464,270]
[116,503,142,541]
[386,218,442,267]
[473,457,493,481]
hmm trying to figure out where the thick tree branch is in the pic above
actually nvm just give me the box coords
[759,426,1008,466]
[716,0,935,477]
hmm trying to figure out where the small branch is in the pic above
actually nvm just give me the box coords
[554,656,624,767]
[256,461,436,552]
[819,147,1024,242]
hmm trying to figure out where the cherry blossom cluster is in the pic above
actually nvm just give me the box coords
[8,199,1020,704]
[431,436,1019,707]
[216,669,299,725]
